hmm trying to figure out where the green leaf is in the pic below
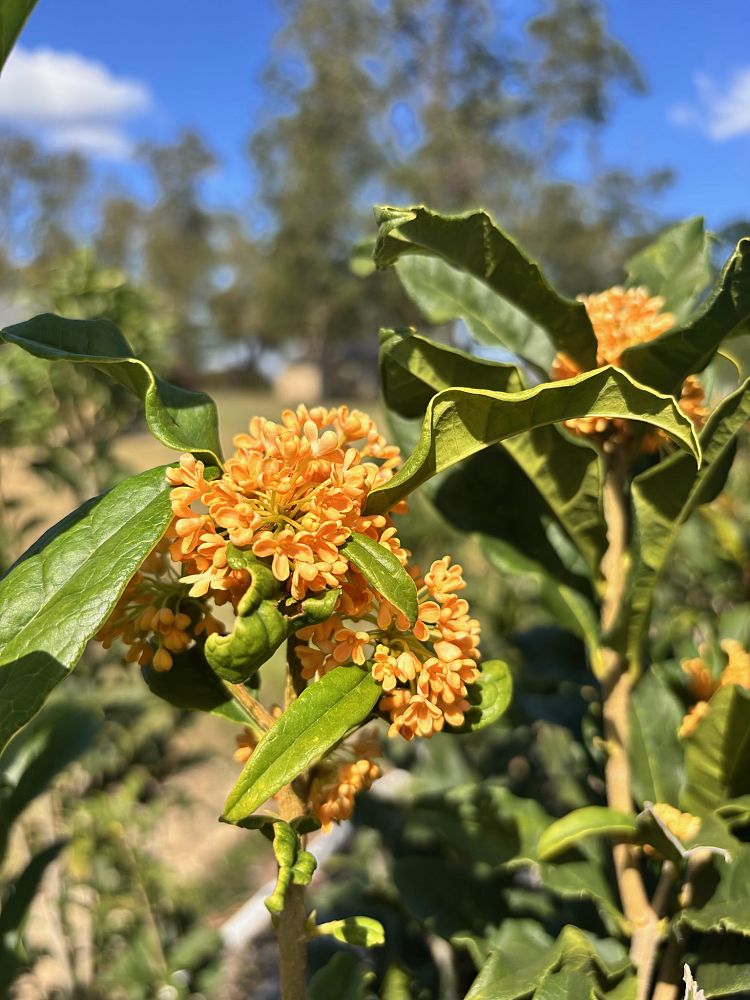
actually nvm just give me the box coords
[540,857,624,933]
[1,314,222,463]
[0,701,102,857]
[466,924,629,1000]
[0,1,38,72]
[680,844,750,936]
[374,205,597,367]
[394,255,556,372]
[264,821,316,915]
[0,466,172,751]
[458,659,513,732]
[465,920,558,1000]
[341,531,418,626]
[380,329,607,579]
[365,366,700,516]
[625,217,714,324]
[379,327,523,418]
[695,933,750,997]
[141,646,247,723]
[681,684,750,815]
[536,807,637,862]
[205,545,339,683]
[313,916,385,947]
[626,378,750,669]
[483,540,602,673]
[223,666,381,823]
[621,237,750,393]
[629,669,685,807]
[308,953,376,1000]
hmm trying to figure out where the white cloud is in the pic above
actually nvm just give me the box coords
[670,66,750,141]
[0,46,152,159]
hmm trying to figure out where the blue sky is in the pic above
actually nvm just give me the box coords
[1,0,749,230]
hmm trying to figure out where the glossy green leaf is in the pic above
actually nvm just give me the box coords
[374,205,597,367]
[540,857,624,933]
[394,255,556,371]
[621,237,750,393]
[313,916,385,947]
[626,379,750,669]
[141,646,247,723]
[341,531,418,626]
[681,684,750,814]
[0,1,38,72]
[205,545,339,683]
[1,314,222,463]
[365,366,700,515]
[308,953,376,1000]
[380,327,523,418]
[536,807,637,862]
[629,669,685,806]
[380,329,607,578]
[625,217,713,324]
[458,659,513,732]
[0,466,172,751]
[223,666,381,823]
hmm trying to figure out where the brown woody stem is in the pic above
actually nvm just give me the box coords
[599,448,659,995]
[276,640,309,1000]
[226,680,276,732]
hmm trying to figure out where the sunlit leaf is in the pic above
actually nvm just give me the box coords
[365,366,701,515]
[625,217,713,324]
[627,379,750,669]
[458,659,513,732]
[536,807,637,862]
[223,666,381,823]
[0,466,172,750]
[374,205,597,367]
[313,916,385,947]
[621,237,750,393]
[1,314,222,463]
[394,254,555,371]
[341,531,418,626]
[681,684,750,815]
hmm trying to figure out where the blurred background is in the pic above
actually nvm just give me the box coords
[1,1,749,997]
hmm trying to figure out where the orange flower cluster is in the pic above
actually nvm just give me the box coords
[296,555,481,740]
[166,405,401,605]
[96,536,223,671]
[551,286,707,447]
[680,638,750,737]
[307,731,382,830]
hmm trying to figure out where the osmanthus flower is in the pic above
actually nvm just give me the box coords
[166,405,401,604]
[307,729,382,830]
[643,803,702,857]
[96,535,223,671]
[296,555,481,741]
[551,286,708,449]
[679,638,750,737]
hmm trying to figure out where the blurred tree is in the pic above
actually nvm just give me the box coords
[139,130,218,377]
[0,132,89,279]
[249,0,673,364]
[247,0,414,390]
